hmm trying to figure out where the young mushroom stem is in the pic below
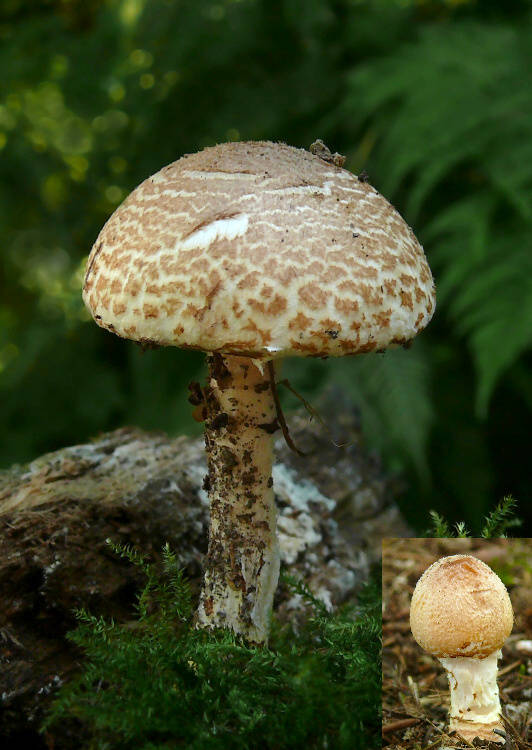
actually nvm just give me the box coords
[438,651,504,743]
[196,353,280,644]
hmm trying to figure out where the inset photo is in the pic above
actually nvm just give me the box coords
[382,538,532,749]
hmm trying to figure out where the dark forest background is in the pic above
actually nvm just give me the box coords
[1,0,531,533]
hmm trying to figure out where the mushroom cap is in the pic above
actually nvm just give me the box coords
[410,554,513,658]
[83,141,435,359]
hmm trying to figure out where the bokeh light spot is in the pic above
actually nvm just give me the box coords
[105,185,124,203]
[139,73,155,89]
[108,82,126,102]
[50,55,69,78]
[109,156,127,174]
[163,71,180,86]
[42,174,67,210]
[130,49,153,67]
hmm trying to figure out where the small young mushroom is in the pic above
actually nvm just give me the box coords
[83,140,435,643]
[410,554,514,745]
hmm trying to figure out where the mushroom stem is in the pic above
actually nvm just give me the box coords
[196,353,280,644]
[438,651,505,744]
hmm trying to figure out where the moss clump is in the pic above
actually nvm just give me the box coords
[43,543,381,749]
[428,495,521,538]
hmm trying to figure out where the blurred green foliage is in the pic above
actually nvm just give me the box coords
[1,0,531,531]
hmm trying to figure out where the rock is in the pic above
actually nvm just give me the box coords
[0,392,408,745]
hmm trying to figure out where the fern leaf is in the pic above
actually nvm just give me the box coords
[331,344,434,479]
[345,20,532,415]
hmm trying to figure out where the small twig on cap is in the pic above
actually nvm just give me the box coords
[266,362,307,457]
[309,139,346,167]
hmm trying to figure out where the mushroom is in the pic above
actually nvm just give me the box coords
[83,140,435,643]
[410,554,514,745]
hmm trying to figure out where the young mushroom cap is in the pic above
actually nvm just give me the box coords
[83,140,435,359]
[410,555,514,744]
[410,554,514,659]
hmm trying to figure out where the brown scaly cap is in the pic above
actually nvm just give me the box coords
[83,141,435,358]
[410,555,514,658]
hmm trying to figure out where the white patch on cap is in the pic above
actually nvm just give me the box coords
[178,214,249,251]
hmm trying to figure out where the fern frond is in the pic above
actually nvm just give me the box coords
[457,239,532,416]
[344,18,532,414]
[331,344,434,479]
[346,23,532,213]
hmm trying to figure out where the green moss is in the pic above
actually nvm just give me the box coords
[43,543,381,749]
[428,495,521,538]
